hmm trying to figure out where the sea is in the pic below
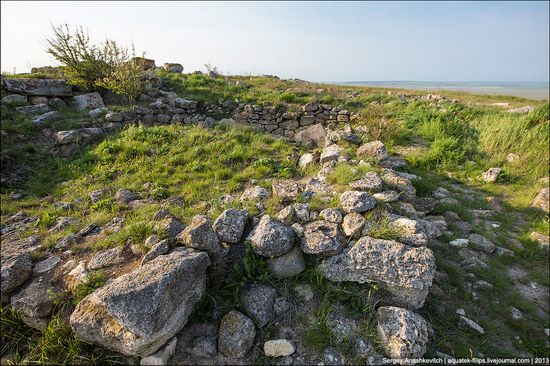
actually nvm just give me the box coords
[326,81,549,101]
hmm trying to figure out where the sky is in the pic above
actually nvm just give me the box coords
[1,1,549,82]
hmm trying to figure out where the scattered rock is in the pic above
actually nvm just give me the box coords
[468,233,496,253]
[357,141,388,161]
[163,63,184,73]
[342,212,365,238]
[1,252,33,301]
[140,337,177,365]
[72,92,105,110]
[241,284,277,327]
[319,208,343,223]
[32,111,61,125]
[272,180,300,203]
[449,239,469,248]
[510,307,523,320]
[114,188,140,204]
[349,171,383,192]
[294,124,326,147]
[264,339,295,357]
[1,94,27,105]
[320,144,342,163]
[33,256,61,274]
[88,246,130,270]
[11,274,57,330]
[373,190,399,203]
[16,103,50,115]
[340,191,376,213]
[156,216,185,238]
[298,153,315,169]
[300,220,345,255]
[71,249,210,356]
[218,310,256,358]
[458,316,485,334]
[530,232,549,248]
[377,306,429,358]
[267,246,306,278]
[531,187,549,212]
[141,239,171,265]
[240,186,269,202]
[247,215,295,257]
[213,209,248,244]
[481,167,502,182]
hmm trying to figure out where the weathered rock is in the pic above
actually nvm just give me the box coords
[4,78,72,96]
[272,180,300,203]
[267,246,306,278]
[458,316,485,334]
[481,167,502,182]
[72,92,105,110]
[105,112,123,122]
[277,205,296,225]
[1,252,33,300]
[65,261,88,291]
[241,284,277,327]
[373,191,399,203]
[163,63,184,73]
[173,98,197,110]
[300,220,345,255]
[89,188,109,203]
[1,94,27,105]
[218,310,256,358]
[247,215,295,257]
[212,209,248,244]
[449,238,469,248]
[531,187,549,212]
[340,191,376,213]
[240,186,269,202]
[294,203,310,223]
[264,339,295,357]
[88,246,130,270]
[32,111,61,125]
[349,171,383,192]
[70,249,210,356]
[320,237,435,309]
[54,130,81,144]
[342,212,365,238]
[357,141,388,161]
[304,177,333,197]
[140,337,177,365]
[114,188,140,204]
[48,216,78,233]
[141,240,171,265]
[294,124,326,147]
[468,233,496,253]
[530,232,549,248]
[298,153,315,169]
[319,208,343,223]
[155,216,185,238]
[11,273,57,330]
[33,256,61,274]
[320,144,342,163]
[16,103,50,115]
[377,306,429,358]
[177,215,224,259]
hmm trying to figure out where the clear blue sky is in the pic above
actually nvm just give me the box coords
[1,1,548,82]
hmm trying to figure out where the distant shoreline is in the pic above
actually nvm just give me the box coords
[323,81,550,101]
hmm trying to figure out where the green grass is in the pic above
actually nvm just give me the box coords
[71,271,107,305]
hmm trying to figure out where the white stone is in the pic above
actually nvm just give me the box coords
[264,339,295,357]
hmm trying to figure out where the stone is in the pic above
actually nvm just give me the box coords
[324,347,345,365]
[267,246,306,278]
[4,78,73,96]
[449,238,469,248]
[177,215,225,259]
[140,337,177,365]
[381,169,416,201]
[342,212,365,238]
[357,141,388,161]
[458,316,485,334]
[54,130,81,144]
[141,240,171,265]
[481,167,502,182]
[241,284,277,327]
[298,153,315,169]
[531,187,549,212]
[247,215,295,257]
[156,216,185,238]
[72,92,105,110]
[65,261,88,291]
[506,106,534,113]
[320,144,342,163]
[320,237,435,309]
[163,63,184,73]
[468,233,496,253]
[114,188,140,204]
[88,246,130,270]
[377,306,429,358]
[33,256,61,274]
[373,191,399,203]
[32,111,61,125]
[294,123,325,147]
[70,249,210,357]
[264,339,295,357]
[11,274,57,330]
[28,96,48,105]
[291,223,304,237]
[304,177,333,197]
[188,335,217,358]
[173,98,197,110]
[272,180,300,203]
[294,284,314,302]
[240,186,269,202]
[218,310,256,358]
[277,205,295,225]
[213,209,248,244]
[432,187,450,199]
[0,252,33,299]
[48,216,78,233]
[495,246,514,257]
[510,307,523,320]
[473,280,494,291]
[340,191,376,213]
[105,112,123,122]
[1,94,27,105]
[89,188,109,203]
[300,220,345,255]
[294,203,310,222]
[319,208,343,223]
[349,171,383,192]
[16,103,50,115]
[530,232,549,248]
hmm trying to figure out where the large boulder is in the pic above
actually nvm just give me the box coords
[294,124,326,147]
[357,141,388,161]
[218,310,256,358]
[340,191,377,213]
[246,215,295,257]
[72,92,105,111]
[377,306,429,358]
[300,220,345,255]
[213,209,248,244]
[3,78,73,96]
[70,249,210,357]
[320,236,435,309]
[532,187,549,212]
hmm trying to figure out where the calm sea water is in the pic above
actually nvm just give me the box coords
[327,81,549,101]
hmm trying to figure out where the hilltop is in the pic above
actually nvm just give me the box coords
[1,59,549,365]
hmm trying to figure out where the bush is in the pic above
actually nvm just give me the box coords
[46,24,144,102]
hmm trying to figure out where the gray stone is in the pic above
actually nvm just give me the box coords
[294,124,325,147]
[140,337,177,365]
[468,233,496,253]
[449,238,469,248]
[218,310,256,358]
[320,237,435,309]
[141,239,171,265]
[272,180,300,203]
[377,306,429,358]
[298,153,315,169]
[373,191,399,203]
[481,167,502,182]
[381,169,416,201]
[349,171,383,192]
[241,284,277,327]
[213,209,248,244]
[320,144,342,163]
[16,103,50,115]
[105,112,123,122]
[177,215,224,259]
[163,63,184,73]
[4,78,71,96]
[300,220,345,255]
[531,187,549,212]
[357,141,388,161]
[88,246,130,270]
[33,256,61,274]
[340,191,376,213]
[342,212,365,238]
[70,249,210,356]
[11,274,57,330]
[458,316,485,334]
[156,216,185,238]
[267,246,306,278]
[240,186,269,202]
[114,188,140,204]
[247,215,295,257]
[264,339,295,357]
[319,208,343,223]
[54,130,81,144]
[294,203,310,222]
[72,92,105,110]
[1,94,27,105]
[1,252,33,300]
[32,111,61,125]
